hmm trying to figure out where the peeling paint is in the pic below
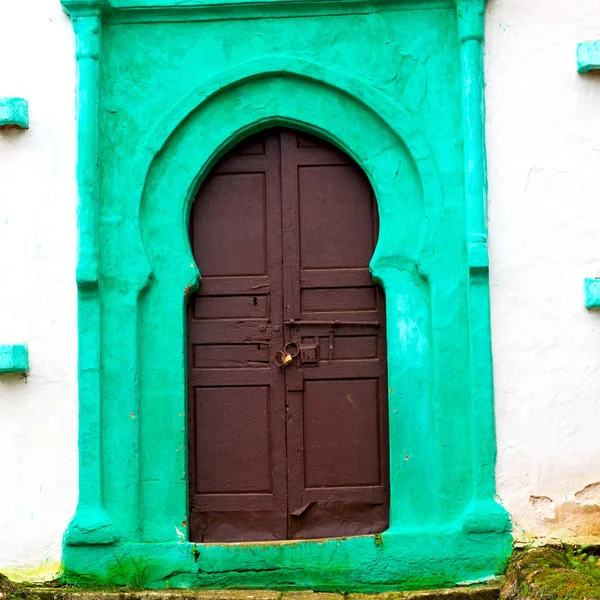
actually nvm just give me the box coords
[528,485,600,539]
[575,483,600,505]
[530,496,555,521]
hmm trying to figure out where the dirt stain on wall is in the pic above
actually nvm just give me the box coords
[530,483,600,537]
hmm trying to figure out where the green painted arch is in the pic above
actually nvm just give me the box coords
[131,57,444,284]
[136,66,441,542]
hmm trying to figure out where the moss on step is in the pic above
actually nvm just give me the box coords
[19,583,504,600]
[0,574,41,600]
[501,545,600,599]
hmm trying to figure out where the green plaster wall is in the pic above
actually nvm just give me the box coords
[61,0,511,590]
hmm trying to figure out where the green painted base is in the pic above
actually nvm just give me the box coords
[0,98,29,129]
[0,344,29,374]
[62,527,512,592]
[577,42,600,74]
[64,507,121,546]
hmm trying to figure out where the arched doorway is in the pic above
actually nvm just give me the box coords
[187,128,389,542]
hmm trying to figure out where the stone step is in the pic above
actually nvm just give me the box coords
[31,582,502,600]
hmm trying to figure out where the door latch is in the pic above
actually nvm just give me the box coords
[299,339,319,365]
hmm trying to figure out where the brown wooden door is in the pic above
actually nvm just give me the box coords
[188,129,388,543]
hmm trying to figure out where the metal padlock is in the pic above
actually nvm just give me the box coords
[274,342,299,368]
[274,350,294,367]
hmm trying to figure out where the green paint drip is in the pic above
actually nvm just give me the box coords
[61,0,511,589]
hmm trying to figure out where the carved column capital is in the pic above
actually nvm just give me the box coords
[61,0,109,17]
[457,0,485,44]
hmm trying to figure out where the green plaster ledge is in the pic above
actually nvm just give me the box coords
[0,344,29,374]
[0,98,29,129]
[577,42,600,74]
[584,278,600,309]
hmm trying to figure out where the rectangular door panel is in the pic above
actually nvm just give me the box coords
[193,344,270,369]
[287,503,389,540]
[188,318,272,345]
[316,335,378,360]
[303,378,382,488]
[298,165,375,270]
[193,172,268,277]
[301,287,377,313]
[192,294,269,319]
[193,386,273,495]
[194,510,288,543]
[301,268,374,288]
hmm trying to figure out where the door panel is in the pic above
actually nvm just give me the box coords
[303,378,382,487]
[194,386,273,494]
[193,172,268,276]
[301,287,377,313]
[279,131,388,539]
[188,128,388,543]
[188,133,287,542]
[298,165,376,269]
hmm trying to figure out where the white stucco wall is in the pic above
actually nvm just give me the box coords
[1,0,600,583]
[0,0,78,581]
[486,1,600,541]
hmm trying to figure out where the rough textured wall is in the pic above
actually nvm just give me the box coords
[487,1,600,541]
[1,0,600,582]
[0,0,78,580]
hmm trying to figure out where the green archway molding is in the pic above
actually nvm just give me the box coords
[61,0,512,590]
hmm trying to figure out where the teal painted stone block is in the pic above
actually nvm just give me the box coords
[0,98,29,129]
[584,278,600,309]
[0,344,29,374]
[577,42,600,74]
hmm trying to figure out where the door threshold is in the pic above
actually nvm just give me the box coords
[196,534,374,547]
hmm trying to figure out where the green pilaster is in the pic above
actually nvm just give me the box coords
[63,0,120,547]
[458,0,511,535]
